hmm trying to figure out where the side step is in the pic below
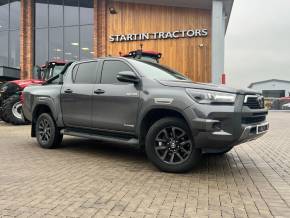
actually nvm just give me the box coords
[61,129,139,146]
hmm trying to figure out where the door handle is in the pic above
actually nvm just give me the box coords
[64,89,73,94]
[94,89,105,95]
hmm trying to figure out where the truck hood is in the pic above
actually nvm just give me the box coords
[158,80,260,95]
[12,79,44,90]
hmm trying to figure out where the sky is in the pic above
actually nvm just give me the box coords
[225,0,290,88]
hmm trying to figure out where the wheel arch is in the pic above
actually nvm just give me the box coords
[31,104,54,137]
[138,107,191,147]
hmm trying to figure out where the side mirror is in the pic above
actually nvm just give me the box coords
[117,71,140,84]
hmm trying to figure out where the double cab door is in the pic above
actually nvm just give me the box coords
[60,59,140,134]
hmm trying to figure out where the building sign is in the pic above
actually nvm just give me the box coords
[109,29,208,42]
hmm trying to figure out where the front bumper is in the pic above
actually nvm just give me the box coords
[192,118,269,150]
[183,93,269,151]
[238,122,269,143]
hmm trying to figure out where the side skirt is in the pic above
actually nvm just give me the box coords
[61,128,140,148]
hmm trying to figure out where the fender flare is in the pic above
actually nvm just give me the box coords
[136,105,192,137]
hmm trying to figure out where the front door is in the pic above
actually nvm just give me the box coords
[61,61,99,128]
[92,60,140,133]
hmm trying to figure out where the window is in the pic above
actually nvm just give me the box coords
[64,26,79,61]
[9,0,20,29]
[35,28,49,65]
[9,30,20,67]
[35,0,94,65]
[64,0,79,26]
[49,0,63,27]
[101,61,133,84]
[74,62,98,84]
[35,0,48,28]
[0,0,20,68]
[80,25,94,59]
[49,27,63,61]
[129,59,189,81]
[80,0,93,25]
[0,0,9,30]
[0,31,8,66]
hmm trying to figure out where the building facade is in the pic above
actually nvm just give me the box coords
[0,0,233,83]
[249,79,290,98]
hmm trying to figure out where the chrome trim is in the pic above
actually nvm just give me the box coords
[154,98,174,105]
[124,124,135,128]
[126,93,138,96]
[212,130,232,136]
[239,121,269,141]
[244,95,258,103]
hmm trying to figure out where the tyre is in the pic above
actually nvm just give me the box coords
[0,106,9,122]
[2,95,26,125]
[35,113,63,149]
[145,117,201,173]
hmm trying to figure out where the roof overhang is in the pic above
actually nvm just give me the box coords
[114,0,234,27]
[249,79,290,88]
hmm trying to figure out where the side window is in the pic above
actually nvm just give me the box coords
[101,60,133,84]
[74,62,98,84]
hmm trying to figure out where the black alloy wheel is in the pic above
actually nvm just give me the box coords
[154,126,192,165]
[38,117,52,144]
[36,113,63,149]
[145,117,201,173]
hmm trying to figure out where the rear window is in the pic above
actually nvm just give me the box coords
[73,62,98,84]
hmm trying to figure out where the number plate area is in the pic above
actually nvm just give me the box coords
[256,123,269,134]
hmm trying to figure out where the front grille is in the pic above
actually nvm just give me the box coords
[244,95,265,109]
[242,116,266,124]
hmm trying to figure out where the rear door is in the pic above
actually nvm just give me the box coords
[92,60,140,133]
[61,61,99,128]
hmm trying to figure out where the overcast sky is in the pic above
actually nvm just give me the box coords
[225,0,290,88]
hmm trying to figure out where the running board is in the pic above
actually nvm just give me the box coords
[61,129,139,146]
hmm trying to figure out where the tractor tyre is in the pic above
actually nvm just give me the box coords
[0,105,11,123]
[2,95,27,125]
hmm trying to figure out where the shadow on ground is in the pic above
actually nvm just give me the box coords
[54,136,231,173]
[59,137,147,160]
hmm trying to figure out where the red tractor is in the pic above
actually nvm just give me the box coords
[122,50,162,63]
[0,61,66,125]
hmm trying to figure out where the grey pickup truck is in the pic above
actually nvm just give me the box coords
[22,57,269,173]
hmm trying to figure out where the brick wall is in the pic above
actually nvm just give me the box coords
[94,0,107,57]
[20,0,34,80]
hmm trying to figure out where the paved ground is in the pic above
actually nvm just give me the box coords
[0,112,290,218]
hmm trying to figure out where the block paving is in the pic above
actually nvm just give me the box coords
[0,112,289,217]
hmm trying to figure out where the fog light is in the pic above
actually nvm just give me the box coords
[212,122,222,131]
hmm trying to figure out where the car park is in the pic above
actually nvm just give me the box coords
[22,57,269,173]
[282,103,290,110]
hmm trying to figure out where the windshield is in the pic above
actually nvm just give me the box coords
[138,56,158,63]
[129,60,190,81]
[42,65,65,80]
[52,65,65,77]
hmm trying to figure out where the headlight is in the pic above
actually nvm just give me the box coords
[186,89,236,105]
